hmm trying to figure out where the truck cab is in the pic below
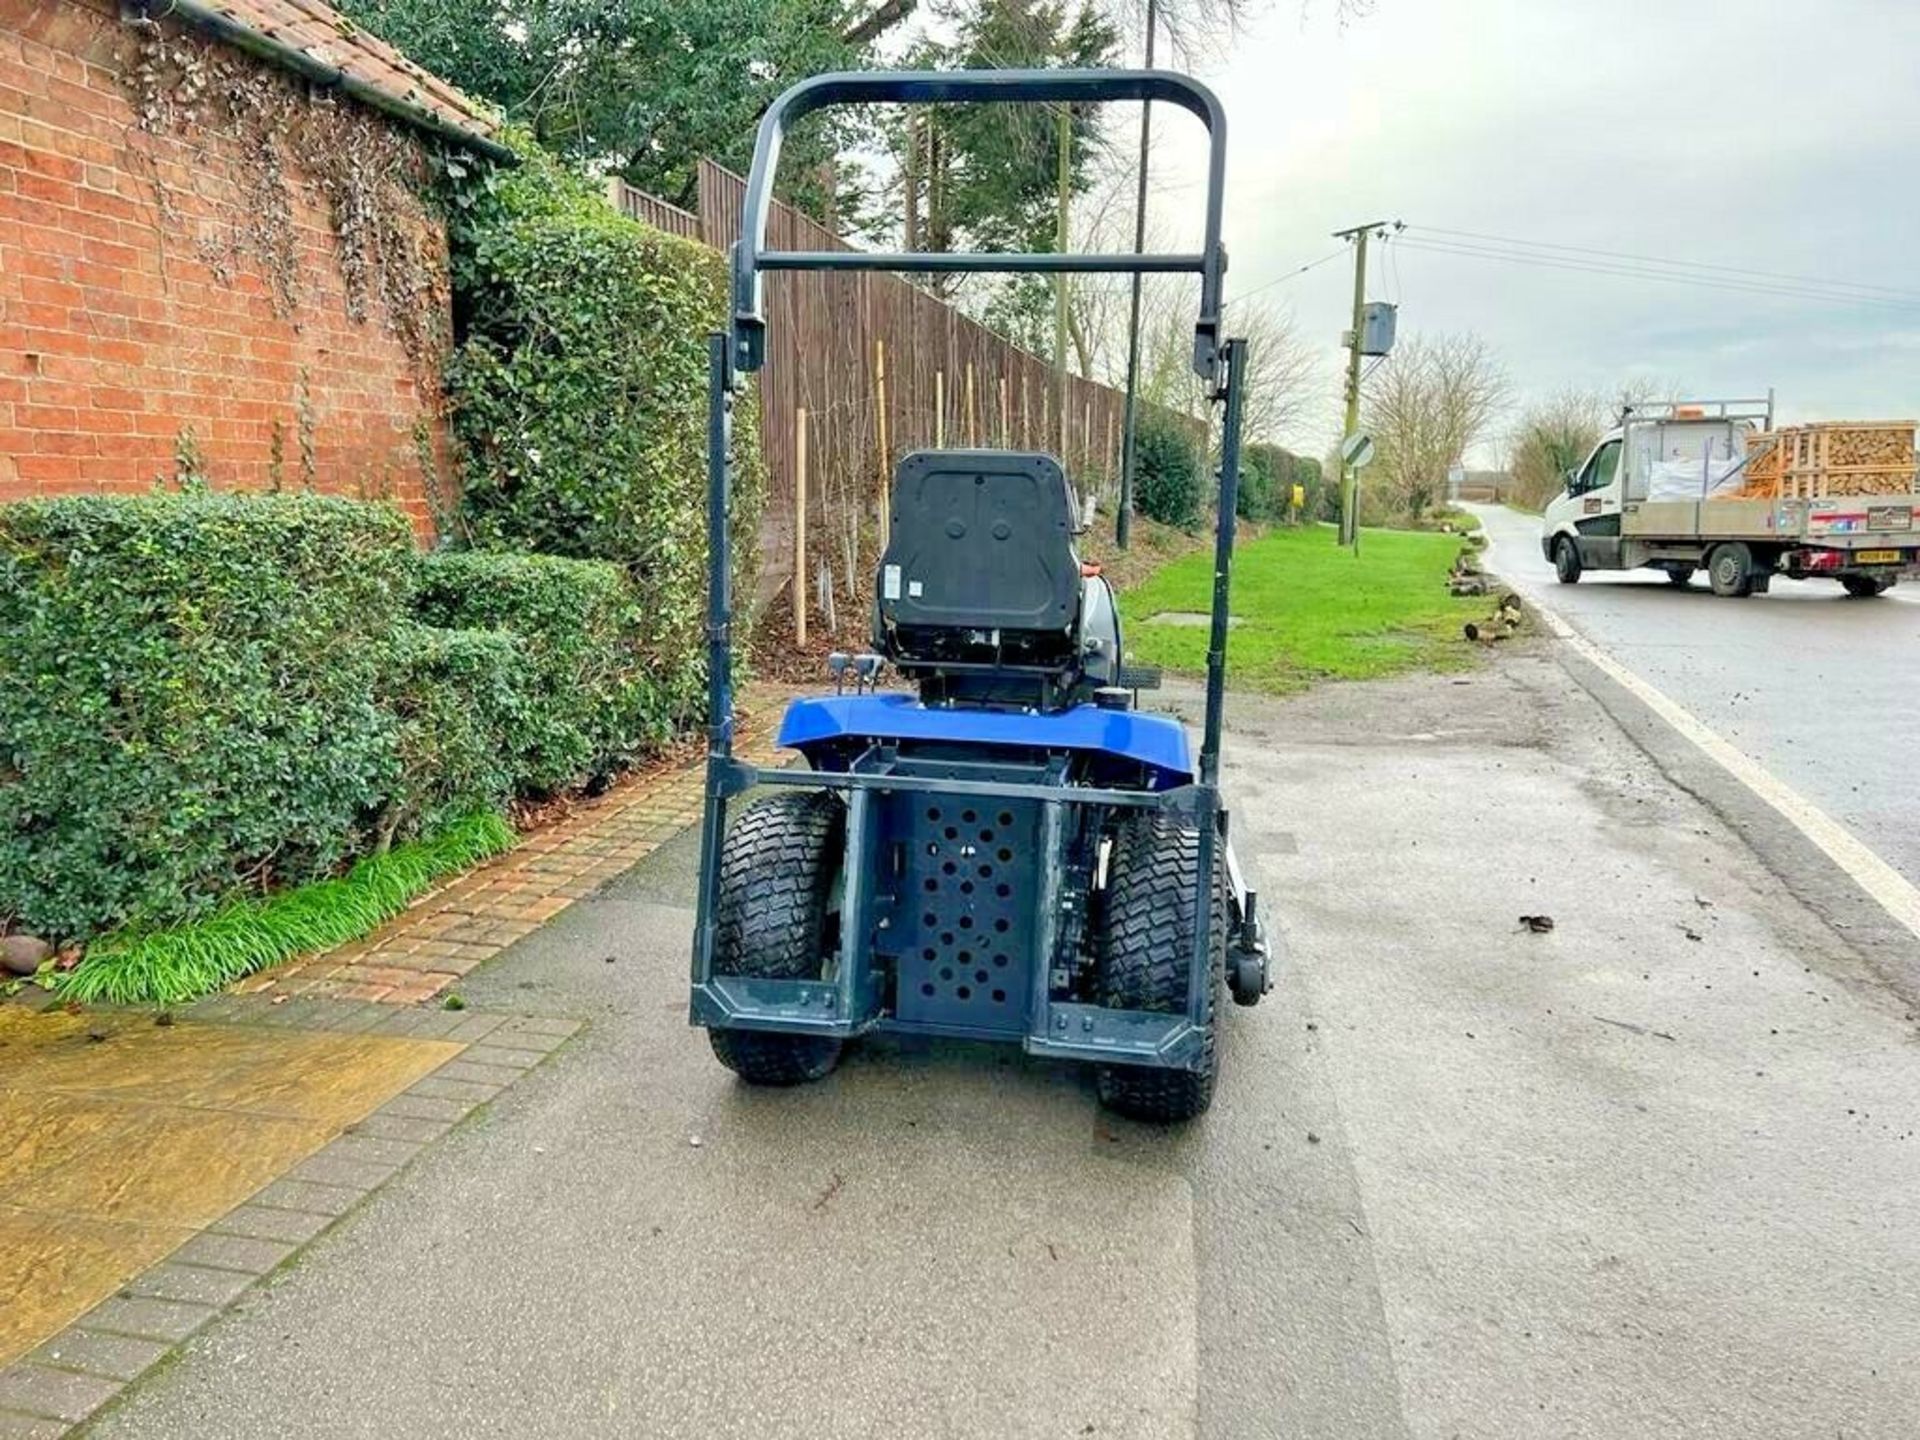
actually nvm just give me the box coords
[1542,397,1919,598]
[1543,429,1628,575]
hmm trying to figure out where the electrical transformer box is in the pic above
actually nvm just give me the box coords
[1360,301,1397,357]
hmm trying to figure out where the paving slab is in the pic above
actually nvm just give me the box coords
[24,1334,169,1386]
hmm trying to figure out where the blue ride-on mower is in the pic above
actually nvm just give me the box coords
[689,68,1270,1121]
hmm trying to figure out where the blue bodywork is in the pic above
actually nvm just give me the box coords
[778,691,1194,788]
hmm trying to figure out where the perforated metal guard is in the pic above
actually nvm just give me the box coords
[888,795,1040,1035]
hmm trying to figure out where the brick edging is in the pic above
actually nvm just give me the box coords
[234,726,788,1006]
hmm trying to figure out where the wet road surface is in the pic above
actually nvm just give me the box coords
[1473,501,1920,888]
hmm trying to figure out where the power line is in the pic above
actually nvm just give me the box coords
[1394,236,1920,311]
[1410,223,1920,302]
[1397,237,1920,310]
[1382,230,1405,305]
[1399,236,1920,309]
[1224,246,1349,307]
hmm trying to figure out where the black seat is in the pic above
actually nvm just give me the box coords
[876,449,1080,643]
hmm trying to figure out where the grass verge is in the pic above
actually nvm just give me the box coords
[1122,523,1484,694]
[60,812,517,1006]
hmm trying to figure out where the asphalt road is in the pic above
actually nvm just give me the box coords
[1471,502,1920,889]
[91,657,1920,1439]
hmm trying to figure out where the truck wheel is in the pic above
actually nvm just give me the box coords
[1707,543,1754,598]
[707,791,845,1086]
[1665,567,1695,587]
[1093,815,1226,1124]
[1842,576,1891,598]
[1553,536,1582,585]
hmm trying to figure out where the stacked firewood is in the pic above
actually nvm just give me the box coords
[1736,421,1917,499]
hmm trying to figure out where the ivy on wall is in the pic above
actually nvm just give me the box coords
[125,15,450,372]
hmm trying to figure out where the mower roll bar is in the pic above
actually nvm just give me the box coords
[697,70,1249,1051]
[730,68,1230,386]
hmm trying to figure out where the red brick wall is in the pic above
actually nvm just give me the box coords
[0,0,453,536]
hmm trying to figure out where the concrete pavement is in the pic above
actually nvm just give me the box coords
[85,653,1920,1439]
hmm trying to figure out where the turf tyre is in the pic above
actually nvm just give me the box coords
[707,791,845,1086]
[1094,814,1226,1123]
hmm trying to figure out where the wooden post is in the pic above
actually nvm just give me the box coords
[875,340,890,549]
[965,362,977,446]
[1020,375,1029,448]
[794,406,809,649]
[935,369,946,448]
[1000,376,1011,445]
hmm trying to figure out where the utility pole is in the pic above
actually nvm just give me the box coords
[1115,0,1157,549]
[1334,220,1386,548]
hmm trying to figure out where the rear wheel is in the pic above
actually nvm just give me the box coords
[707,791,845,1086]
[1707,543,1755,598]
[1842,575,1892,598]
[1553,536,1582,584]
[1093,815,1226,1123]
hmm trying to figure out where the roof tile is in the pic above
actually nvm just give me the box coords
[192,0,500,148]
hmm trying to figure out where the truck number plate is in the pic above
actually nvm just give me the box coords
[1856,549,1902,564]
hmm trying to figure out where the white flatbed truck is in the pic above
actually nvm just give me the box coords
[1542,397,1920,598]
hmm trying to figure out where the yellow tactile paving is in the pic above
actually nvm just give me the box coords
[0,1005,462,1367]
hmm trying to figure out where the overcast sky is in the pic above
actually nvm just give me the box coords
[1143,0,1920,461]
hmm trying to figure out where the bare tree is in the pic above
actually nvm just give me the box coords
[1233,298,1320,445]
[1073,255,1318,447]
[1104,0,1373,65]
[1365,333,1507,520]
[1508,387,1607,511]
[1505,376,1690,510]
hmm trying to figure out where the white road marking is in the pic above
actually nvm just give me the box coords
[1526,597,1920,942]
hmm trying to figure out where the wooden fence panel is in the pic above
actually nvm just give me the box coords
[620,160,1162,616]
[605,178,703,240]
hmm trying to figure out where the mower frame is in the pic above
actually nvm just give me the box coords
[690,69,1254,1073]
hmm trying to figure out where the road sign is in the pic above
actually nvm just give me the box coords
[1341,432,1376,470]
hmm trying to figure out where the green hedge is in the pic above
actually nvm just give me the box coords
[0,492,418,941]
[1135,414,1204,529]
[446,140,764,735]
[416,550,654,793]
[382,623,524,836]
[0,493,669,945]
[1237,446,1277,522]
[1235,443,1329,524]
